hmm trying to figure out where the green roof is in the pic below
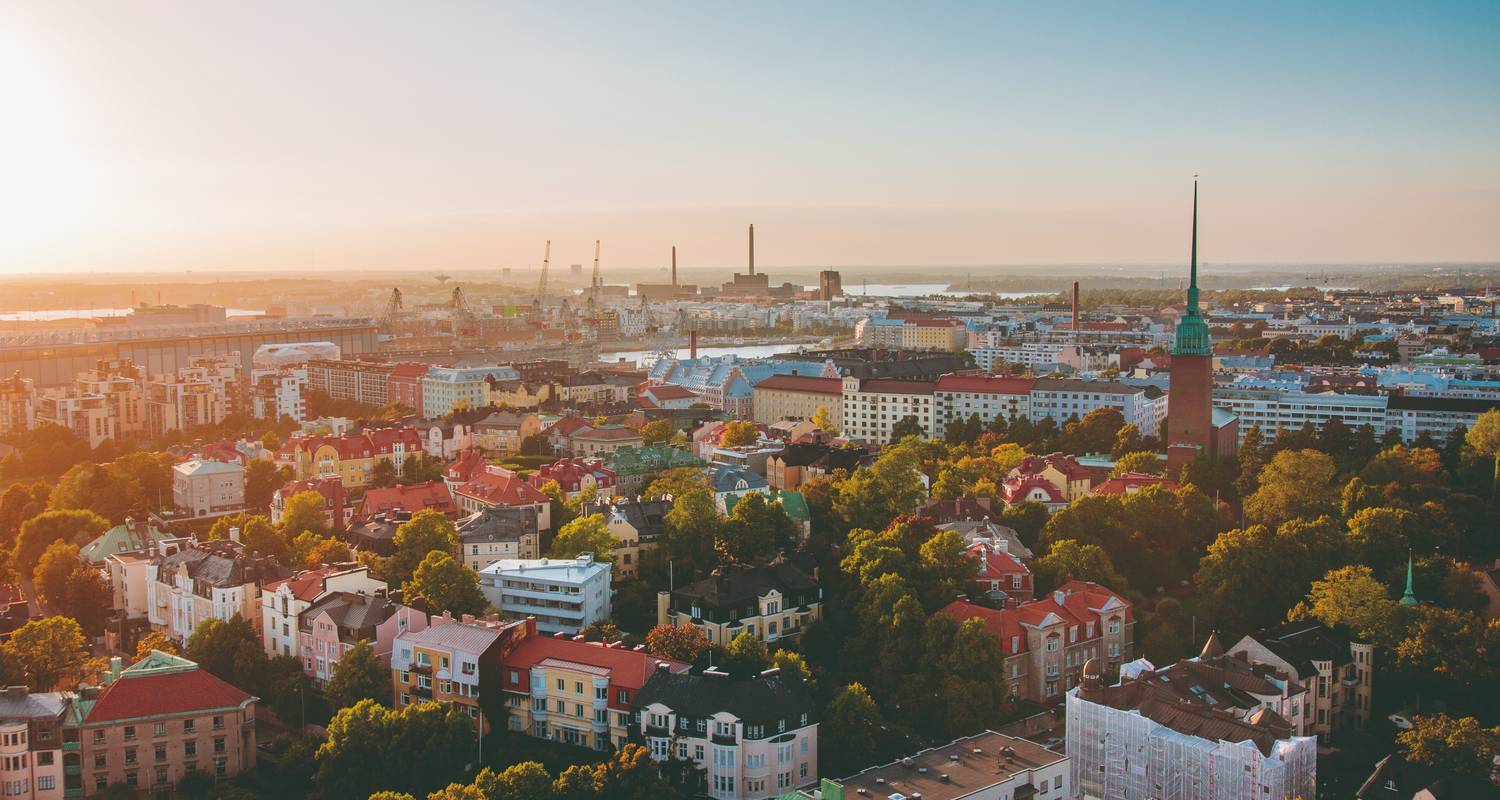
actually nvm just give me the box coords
[602,444,705,476]
[80,521,177,564]
[724,489,810,522]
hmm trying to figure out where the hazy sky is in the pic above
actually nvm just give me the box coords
[2,1,1497,275]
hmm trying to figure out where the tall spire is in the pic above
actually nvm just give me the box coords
[1172,176,1211,356]
[1400,550,1419,606]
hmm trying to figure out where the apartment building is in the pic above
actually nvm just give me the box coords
[636,668,819,800]
[391,615,535,731]
[146,540,286,644]
[600,445,705,495]
[278,429,423,489]
[270,477,347,530]
[498,622,689,751]
[300,592,428,687]
[0,373,34,437]
[1229,621,1374,740]
[941,580,1134,704]
[354,481,455,522]
[250,370,305,423]
[0,687,65,800]
[457,506,542,570]
[801,731,1069,800]
[763,443,863,491]
[35,393,117,449]
[477,554,612,635]
[932,374,1035,440]
[526,459,618,500]
[968,538,1033,607]
[305,358,393,406]
[76,653,257,796]
[472,410,542,455]
[145,377,230,439]
[1007,453,1094,501]
[486,379,557,410]
[421,366,519,416]
[171,459,245,520]
[1028,377,1168,435]
[579,497,672,580]
[74,362,147,439]
[839,376,936,444]
[454,465,552,527]
[1215,387,1499,445]
[658,559,823,647]
[901,318,968,352]
[387,363,429,415]
[260,564,386,658]
[750,374,843,429]
[571,427,645,458]
[1067,658,1317,800]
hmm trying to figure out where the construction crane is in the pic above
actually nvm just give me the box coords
[377,287,404,329]
[533,240,551,322]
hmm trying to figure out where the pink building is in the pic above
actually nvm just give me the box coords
[0,687,65,800]
[527,459,617,499]
[76,653,256,795]
[387,363,429,417]
[299,592,429,687]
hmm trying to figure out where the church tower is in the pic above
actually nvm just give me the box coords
[1167,179,1217,473]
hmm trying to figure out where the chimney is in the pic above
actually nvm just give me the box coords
[748,224,755,276]
[689,329,698,360]
[1072,281,1080,332]
[107,657,123,684]
[671,246,678,287]
[228,526,241,544]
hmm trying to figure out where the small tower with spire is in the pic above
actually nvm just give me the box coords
[1166,177,1224,473]
[1399,551,1420,606]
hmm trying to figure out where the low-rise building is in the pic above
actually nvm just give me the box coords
[636,667,819,800]
[0,686,65,800]
[391,615,536,731]
[422,366,520,417]
[354,481,455,522]
[600,445,705,495]
[146,540,286,644]
[802,730,1069,800]
[579,497,672,580]
[658,558,823,647]
[570,427,645,458]
[498,623,689,751]
[709,464,770,514]
[300,591,428,686]
[473,410,542,455]
[1029,377,1168,435]
[901,317,968,352]
[455,465,552,528]
[259,564,386,658]
[171,459,245,520]
[271,477,347,530]
[81,517,182,568]
[967,538,1033,607]
[1067,657,1317,800]
[527,459,618,500]
[1229,620,1374,740]
[764,443,863,490]
[457,505,543,570]
[477,554,612,635]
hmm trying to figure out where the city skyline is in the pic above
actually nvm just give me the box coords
[3,1,1497,274]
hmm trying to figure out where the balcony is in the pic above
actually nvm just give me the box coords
[710,733,737,747]
[63,741,80,752]
[64,765,82,777]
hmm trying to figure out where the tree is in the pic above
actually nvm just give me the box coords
[1111,450,1162,476]
[1194,519,1350,638]
[1397,713,1500,779]
[720,630,770,676]
[890,415,926,441]
[579,621,622,643]
[770,649,815,690]
[371,458,398,489]
[1243,449,1339,527]
[261,430,282,451]
[1035,539,1128,594]
[6,616,88,690]
[644,625,709,663]
[243,460,284,511]
[645,467,709,498]
[1235,424,1266,498]
[1289,565,1400,647]
[315,699,474,799]
[811,405,837,433]
[176,769,216,799]
[239,516,292,564]
[1344,507,1412,575]
[639,419,677,445]
[406,551,486,616]
[834,450,926,533]
[278,490,329,537]
[33,541,80,608]
[186,615,264,691]
[718,492,795,563]
[302,536,352,569]
[718,420,760,447]
[822,683,882,776]
[1111,423,1143,458]
[325,640,390,709]
[659,488,722,578]
[549,514,615,564]
[1395,606,1499,693]
[61,568,113,635]
[133,631,179,662]
[13,509,109,578]
[387,510,460,587]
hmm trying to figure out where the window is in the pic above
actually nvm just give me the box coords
[126,772,138,787]
[36,752,53,767]
[214,737,226,754]
[185,741,197,757]
[184,719,195,733]
[212,716,225,730]
[94,754,107,769]
[38,777,55,791]
[1046,636,1059,652]
[214,757,227,777]
[557,678,565,691]
[124,725,137,741]
[125,748,138,765]
[154,744,167,761]
[154,722,166,737]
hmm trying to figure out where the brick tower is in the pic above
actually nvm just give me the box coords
[1167,179,1215,473]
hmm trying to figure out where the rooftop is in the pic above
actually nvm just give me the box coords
[834,730,1065,800]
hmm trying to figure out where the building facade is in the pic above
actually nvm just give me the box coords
[477,555,612,635]
[658,560,823,647]
[839,376,936,444]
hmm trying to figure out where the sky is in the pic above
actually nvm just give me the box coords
[2,1,1497,275]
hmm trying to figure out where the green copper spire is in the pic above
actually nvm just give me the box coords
[1173,177,1212,356]
[1399,551,1419,606]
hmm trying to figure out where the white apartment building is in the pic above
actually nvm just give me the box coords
[172,459,246,520]
[1029,377,1168,434]
[422,366,520,416]
[146,540,283,644]
[637,668,819,800]
[839,376,935,444]
[477,555,611,635]
[932,374,1034,439]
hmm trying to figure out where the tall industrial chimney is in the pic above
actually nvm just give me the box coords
[748,224,755,276]
[1072,281,1080,333]
[689,329,698,359]
[671,246,678,287]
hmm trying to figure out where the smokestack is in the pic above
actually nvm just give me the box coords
[690,329,698,360]
[1072,282,1080,332]
[749,224,755,276]
[671,246,677,287]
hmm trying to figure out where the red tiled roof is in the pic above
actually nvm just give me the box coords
[86,668,253,723]
[753,375,843,394]
[544,416,593,437]
[262,566,340,602]
[366,427,423,453]
[528,460,617,493]
[358,481,455,519]
[941,580,1131,657]
[443,450,487,482]
[458,467,549,506]
[940,599,1027,655]
[501,637,688,710]
[1092,473,1178,496]
[999,475,1065,503]
[642,384,699,401]
[574,427,643,441]
[968,542,1028,577]
[389,363,430,378]
[934,374,1036,394]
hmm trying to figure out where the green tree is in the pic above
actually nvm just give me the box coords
[13,509,109,578]
[811,405,837,434]
[1344,506,1412,575]
[643,624,708,663]
[1395,606,1499,693]
[720,630,770,676]
[315,699,474,799]
[538,479,574,530]
[1111,450,1162,476]
[1288,565,1401,648]
[718,420,760,447]
[325,640,390,709]
[279,490,330,537]
[301,535,352,569]
[1035,538,1129,594]
[822,683,883,776]
[6,616,88,690]
[1243,449,1340,527]
[186,615,264,691]
[1195,518,1351,638]
[406,551,486,616]
[889,415,926,441]
[638,419,677,445]
[1397,713,1500,779]
[1111,423,1143,458]
[1464,408,1500,494]
[133,631,179,662]
[645,467,709,497]
[239,516,292,564]
[243,460,285,511]
[659,488,722,577]
[387,510,460,587]
[371,458,398,489]
[1234,424,1266,498]
[549,513,616,564]
[718,493,795,563]
[833,449,926,533]
[33,541,81,608]
[61,567,113,635]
